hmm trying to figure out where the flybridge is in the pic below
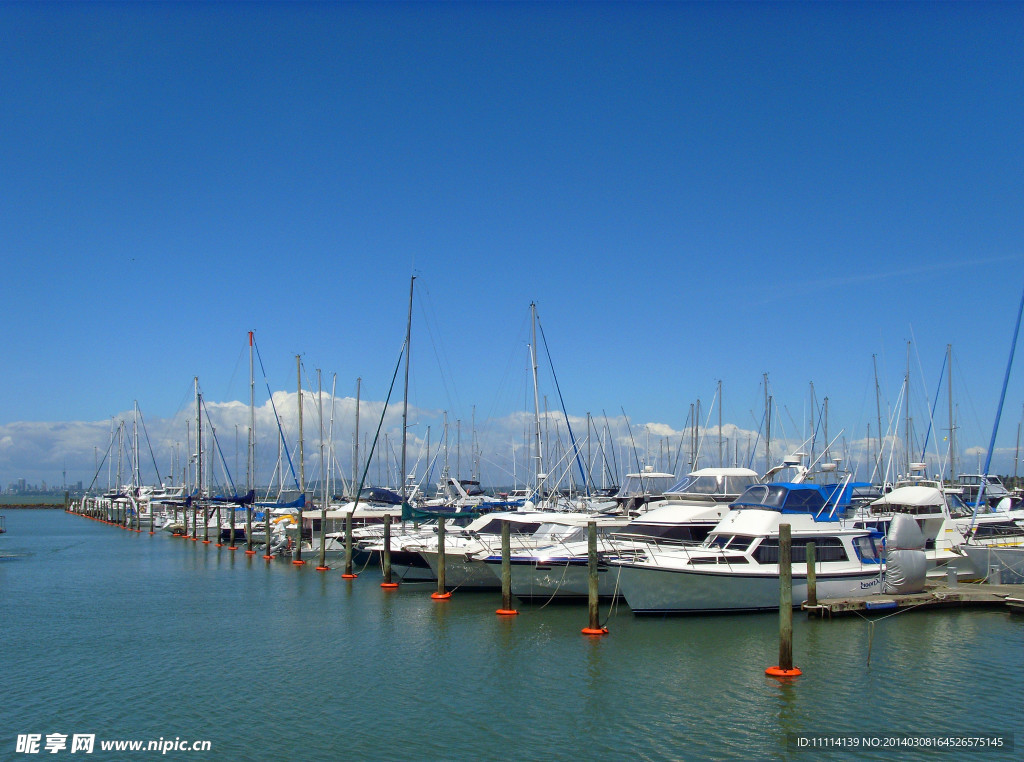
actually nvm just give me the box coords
[729,483,859,520]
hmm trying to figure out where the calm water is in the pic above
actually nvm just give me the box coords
[2,510,1021,761]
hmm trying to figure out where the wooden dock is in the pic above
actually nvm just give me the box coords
[804,582,1024,618]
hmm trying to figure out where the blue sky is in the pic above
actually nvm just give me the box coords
[3,2,1024,489]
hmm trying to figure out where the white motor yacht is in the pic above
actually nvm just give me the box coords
[613,483,885,614]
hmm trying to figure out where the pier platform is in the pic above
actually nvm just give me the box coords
[804,582,1024,618]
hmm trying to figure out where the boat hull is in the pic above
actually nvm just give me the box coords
[481,558,623,602]
[617,563,883,614]
[958,544,1024,584]
[421,552,500,589]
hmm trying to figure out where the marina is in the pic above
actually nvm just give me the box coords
[6,3,1024,760]
[4,508,1023,760]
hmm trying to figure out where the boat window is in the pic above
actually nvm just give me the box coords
[732,485,790,510]
[687,555,750,565]
[725,475,759,494]
[970,522,1024,538]
[706,534,755,551]
[944,493,971,518]
[752,536,848,564]
[559,527,587,543]
[871,503,940,516]
[667,475,722,495]
[618,474,676,496]
[853,535,884,564]
[624,523,708,543]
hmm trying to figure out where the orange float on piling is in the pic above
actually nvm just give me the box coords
[765,666,802,678]
[581,627,609,636]
[292,559,306,566]
[315,566,330,571]
[431,591,452,600]
[245,550,257,555]
[496,609,519,616]
[380,582,399,589]
[341,573,358,579]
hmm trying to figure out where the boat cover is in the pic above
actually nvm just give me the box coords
[883,513,927,594]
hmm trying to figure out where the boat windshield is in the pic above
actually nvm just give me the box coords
[473,519,542,535]
[705,534,756,552]
[731,484,829,514]
[359,487,403,505]
[943,492,971,518]
[666,473,759,496]
[617,474,676,496]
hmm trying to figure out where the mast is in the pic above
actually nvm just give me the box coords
[717,380,723,468]
[873,354,883,480]
[133,401,140,489]
[947,343,955,481]
[297,355,304,496]
[823,397,830,463]
[400,275,414,504]
[328,373,337,500]
[764,373,771,473]
[318,369,325,507]
[248,331,255,492]
[246,331,255,554]
[353,377,361,495]
[905,340,912,476]
[295,355,304,564]
[195,378,202,498]
[530,302,543,497]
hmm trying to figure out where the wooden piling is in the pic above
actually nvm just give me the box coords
[805,541,817,608]
[766,523,801,677]
[581,520,607,635]
[245,505,255,555]
[316,501,329,571]
[380,514,397,587]
[431,516,450,599]
[341,510,357,578]
[215,505,223,546]
[292,512,305,565]
[496,519,518,615]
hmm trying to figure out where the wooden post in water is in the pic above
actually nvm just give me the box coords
[496,519,518,615]
[191,502,199,541]
[341,510,357,578]
[316,502,329,571]
[149,502,155,535]
[381,513,398,588]
[766,523,801,677]
[229,503,237,549]
[805,541,817,608]
[581,520,607,635]
[214,504,222,546]
[262,508,275,560]
[245,504,255,555]
[431,516,451,599]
